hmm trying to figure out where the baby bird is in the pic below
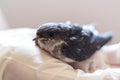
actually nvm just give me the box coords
[33,22,112,63]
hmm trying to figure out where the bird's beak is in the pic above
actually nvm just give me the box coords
[33,37,51,41]
[38,38,51,41]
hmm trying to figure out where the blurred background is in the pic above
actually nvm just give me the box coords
[0,0,120,43]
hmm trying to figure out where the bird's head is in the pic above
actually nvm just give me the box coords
[33,22,112,62]
[34,23,81,41]
[33,22,82,61]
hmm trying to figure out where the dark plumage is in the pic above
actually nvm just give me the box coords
[33,22,112,62]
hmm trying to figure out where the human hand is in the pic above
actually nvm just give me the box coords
[101,43,120,68]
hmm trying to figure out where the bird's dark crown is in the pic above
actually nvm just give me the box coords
[36,22,82,40]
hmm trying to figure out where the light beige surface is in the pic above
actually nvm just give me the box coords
[0,0,120,43]
[0,46,78,80]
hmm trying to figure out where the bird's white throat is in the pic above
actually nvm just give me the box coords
[38,39,75,63]
[38,39,64,56]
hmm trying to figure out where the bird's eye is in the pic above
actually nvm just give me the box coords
[36,31,40,36]
[48,32,55,37]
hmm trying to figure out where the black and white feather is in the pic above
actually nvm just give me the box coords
[33,22,112,62]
